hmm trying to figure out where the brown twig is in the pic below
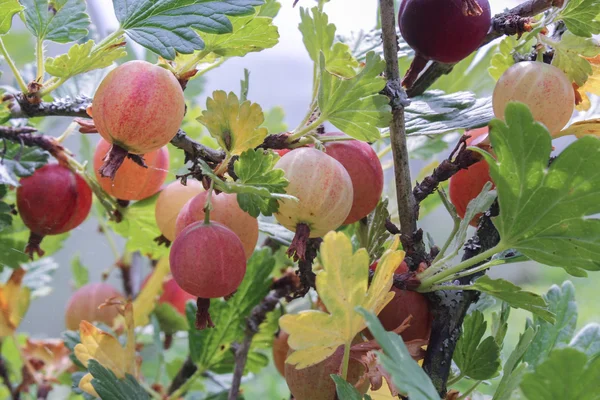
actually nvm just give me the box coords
[167,357,198,395]
[406,0,560,97]
[0,126,70,165]
[378,0,426,271]
[228,272,300,400]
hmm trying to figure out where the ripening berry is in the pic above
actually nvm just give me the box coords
[449,128,494,227]
[324,134,384,224]
[399,0,491,63]
[493,62,575,135]
[273,330,289,377]
[274,148,353,238]
[170,221,246,298]
[17,164,92,258]
[154,180,204,241]
[141,275,195,315]
[175,192,258,259]
[65,283,123,330]
[93,138,169,201]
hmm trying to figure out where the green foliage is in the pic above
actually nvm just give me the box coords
[231,149,289,217]
[21,0,89,43]
[88,360,149,400]
[20,257,57,298]
[0,142,48,186]
[318,52,390,141]
[558,0,600,37]
[520,348,600,400]
[432,45,497,95]
[470,276,554,323]
[299,7,359,78]
[569,323,600,358]
[454,310,501,380]
[109,194,169,259]
[492,327,536,400]
[45,39,127,79]
[479,103,600,276]
[550,32,600,86]
[0,0,22,34]
[202,7,279,57]
[154,303,189,334]
[354,198,391,262]
[358,307,439,400]
[187,249,274,369]
[489,36,519,81]
[70,254,89,289]
[262,106,287,133]
[405,91,493,135]
[114,0,264,59]
[524,281,577,366]
[332,375,371,400]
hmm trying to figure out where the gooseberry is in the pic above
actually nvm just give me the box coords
[154,180,204,242]
[141,275,195,315]
[273,330,289,377]
[64,282,123,330]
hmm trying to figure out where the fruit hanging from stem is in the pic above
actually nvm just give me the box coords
[17,164,92,259]
[155,180,204,243]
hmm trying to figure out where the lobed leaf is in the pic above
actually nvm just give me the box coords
[318,52,390,141]
[569,323,600,358]
[453,310,501,380]
[0,0,22,35]
[280,232,404,369]
[114,0,264,59]
[478,102,600,276]
[45,39,127,79]
[551,32,600,86]
[88,360,149,400]
[558,0,600,38]
[493,327,537,400]
[21,0,89,43]
[524,281,577,366]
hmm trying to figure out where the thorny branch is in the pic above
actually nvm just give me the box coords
[378,0,427,271]
[406,0,561,97]
[0,125,70,165]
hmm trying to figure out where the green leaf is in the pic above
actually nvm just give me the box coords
[489,36,519,81]
[453,310,501,380]
[232,149,288,217]
[109,194,168,260]
[355,198,391,262]
[258,219,294,245]
[70,253,89,289]
[493,327,537,400]
[21,257,57,298]
[202,8,279,57]
[188,249,274,368]
[45,39,127,79]
[405,91,493,136]
[470,276,554,323]
[318,51,390,141]
[299,7,359,78]
[88,360,149,400]
[569,323,600,358]
[0,142,49,186]
[332,375,366,400]
[154,302,189,334]
[0,200,12,233]
[524,281,577,367]
[491,301,511,346]
[480,103,600,276]
[408,135,449,160]
[0,0,23,34]
[550,32,600,86]
[520,348,600,400]
[262,106,288,134]
[453,182,495,250]
[22,0,89,43]
[258,0,280,17]
[114,0,264,59]
[558,0,600,37]
[357,307,439,400]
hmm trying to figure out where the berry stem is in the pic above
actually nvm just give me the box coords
[36,38,44,82]
[340,341,351,381]
[203,181,214,225]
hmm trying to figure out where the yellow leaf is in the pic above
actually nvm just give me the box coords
[78,372,98,398]
[0,268,30,337]
[279,232,404,369]
[556,119,600,138]
[576,56,600,111]
[130,257,169,327]
[198,91,268,156]
[75,302,137,397]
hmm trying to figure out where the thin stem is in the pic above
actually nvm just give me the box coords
[421,284,474,293]
[176,49,210,75]
[458,380,481,400]
[378,0,417,242]
[204,181,214,225]
[196,58,226,77]
[36,38,44,81]
[446,373,464,387]
[167,368,204,400]
[377,144,392,159]
[39,77,65,96]
[288,116,326,141]
[418,244,506,290]
[434,258,506,285]
[340,341,351,381]
[139,380,163,400]
[0,37,28,92]
[432,189,461,264]
[97,216,120,261]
